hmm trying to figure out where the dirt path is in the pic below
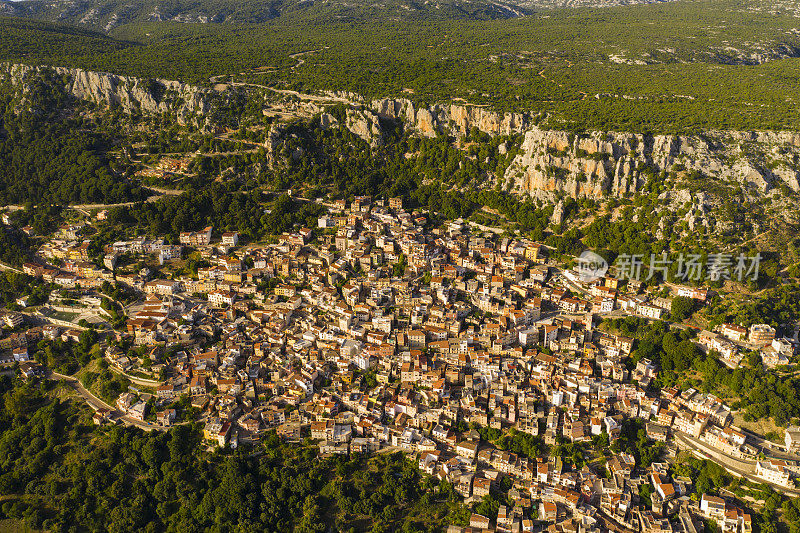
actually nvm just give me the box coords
[142,186,183,196]
[209,49,359,106]
[231,80,359,105]
[289,49,320,71]
[0,262,24,274]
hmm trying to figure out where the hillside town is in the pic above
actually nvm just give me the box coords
[2,195,799,533]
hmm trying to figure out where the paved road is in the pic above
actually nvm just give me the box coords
[50,370,115,410]
[48,370,166,432]
[674,431,800,496]
[557,270,590,296]
[738,428,800,461]
[378,445,403,454]
[0,262,23,274]
[106,363,163,388]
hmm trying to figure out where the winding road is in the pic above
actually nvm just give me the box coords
[47,370,167,432]
[674,431,800,497]
[106,363,163,388]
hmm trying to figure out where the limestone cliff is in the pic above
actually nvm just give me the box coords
[6,61,800,201]
[362,96,800,201]
[317,108,385,146]
[503,127,800,199]
[1,62,216,126]
[371,97,528,137]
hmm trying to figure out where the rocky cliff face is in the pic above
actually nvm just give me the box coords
[1,62,216,126]
[318,108,385,146]
[5,62,800,201]
[371,97,528,137]
[503,127,800,199]
[346,95,800,201]
[264,92,527,145]
[504,129,642,199]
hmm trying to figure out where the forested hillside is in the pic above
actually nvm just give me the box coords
[0,66,145,205]
[0,0,537,31]
[3,0,800,132]
[0,0,677,31]
[0,377,468,532]
[0,17,132,58]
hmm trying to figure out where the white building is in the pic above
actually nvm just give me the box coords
[637,303,664,320]
[756,460,792,487]
[221,232,239,246]
[208,290,236,307]
[749,324,776,346]
[786,426,800,453]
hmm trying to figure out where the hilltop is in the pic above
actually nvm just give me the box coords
[2,0,800,133]
[0,0,682,31]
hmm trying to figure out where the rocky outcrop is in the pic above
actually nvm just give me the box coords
[315,108,384,146]
[550,200,565,226]
[770,166,800,192]
[345,108,383,146]
[504,128,638,199]
[504,126,800,199]
[657,190,712,233]
[7,61,800,201]
[2,62,217,126]
[448,104,527,136]
[371,97,529,137]
[263,124,284,165]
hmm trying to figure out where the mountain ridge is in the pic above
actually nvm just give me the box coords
[5,60,800,207]
[0,0,681,31]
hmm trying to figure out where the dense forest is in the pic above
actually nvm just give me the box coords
[0,68,145,205]
[105,187,325,242]
[0,225,33,266]
[0,271,51,307]
[605,316,800,427]
[3,0,800,132]
[0,0,526,27]
[0,17,132,58]
[0,377,469,532]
